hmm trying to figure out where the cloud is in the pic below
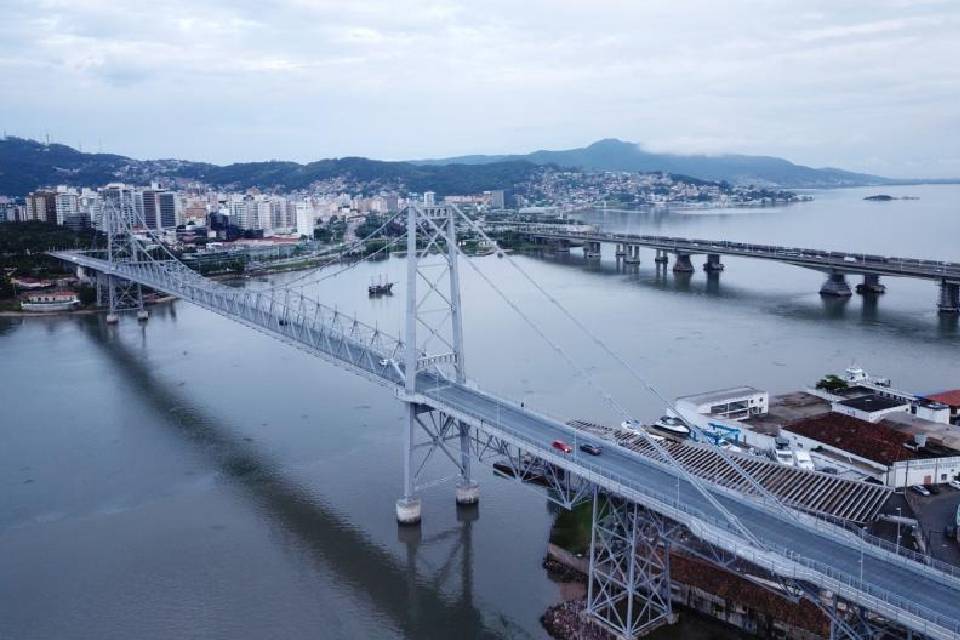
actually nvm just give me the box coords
[0,0,957,177]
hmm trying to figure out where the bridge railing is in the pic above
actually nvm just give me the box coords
[507,225,960,276]
[430,387,960,638]
[62,252,406,378]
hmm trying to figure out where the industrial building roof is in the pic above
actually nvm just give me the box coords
[837,394,909,413]
[787,413,916,466]
[675,386,765,405]
[925,390,960,408]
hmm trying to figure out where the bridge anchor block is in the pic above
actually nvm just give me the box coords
[455,481,480,506]
[396,497,422,525]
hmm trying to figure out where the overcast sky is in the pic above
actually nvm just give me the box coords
[2,0,959,177]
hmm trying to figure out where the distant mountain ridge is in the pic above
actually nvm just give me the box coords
[416,138,923,188]
[0,137,539,197]
[2,136,954,197]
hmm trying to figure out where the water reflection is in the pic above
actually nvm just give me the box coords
[81,317,528,640]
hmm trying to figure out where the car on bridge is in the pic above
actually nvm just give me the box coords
[580,443,602,456]
[551,440,573,454]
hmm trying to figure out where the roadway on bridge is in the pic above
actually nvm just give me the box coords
[419,379,960,633]
[520,227,960,281]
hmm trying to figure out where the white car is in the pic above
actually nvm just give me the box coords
[911,485,931,497]
[947,480,960,491]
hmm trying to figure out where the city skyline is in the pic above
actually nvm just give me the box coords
[2,1,959,178]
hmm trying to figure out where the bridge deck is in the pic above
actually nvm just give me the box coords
[53,250,960,639]
[515,226,960,281]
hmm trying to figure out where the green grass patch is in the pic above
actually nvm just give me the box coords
[549,501,593,555]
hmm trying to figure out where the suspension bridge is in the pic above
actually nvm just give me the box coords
[51,203,960,640]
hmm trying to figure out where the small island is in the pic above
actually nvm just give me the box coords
[864,194,919,201]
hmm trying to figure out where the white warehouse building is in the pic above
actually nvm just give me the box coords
[675,386,769,421]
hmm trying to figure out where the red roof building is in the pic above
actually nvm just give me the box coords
[924,390,960,424]
[786,412,917,466]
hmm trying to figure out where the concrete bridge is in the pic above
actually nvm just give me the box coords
[51,204,960,640]
[505,223,960,314]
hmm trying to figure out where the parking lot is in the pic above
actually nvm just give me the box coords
[908,488,960,566]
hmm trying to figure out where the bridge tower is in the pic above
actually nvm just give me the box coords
[99,199,147,323]
[397,203,476,525]
[586,491,678,638]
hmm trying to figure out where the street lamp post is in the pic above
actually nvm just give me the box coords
[896,506,902,553]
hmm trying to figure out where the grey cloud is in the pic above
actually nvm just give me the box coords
[0,0,957,177]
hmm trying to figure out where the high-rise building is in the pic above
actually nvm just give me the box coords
[99,184,136,228]
[423,191,436,206]
[157,192,179,229]
[487,189,505,209]
[141,189,160,229]
[25,190,58,223]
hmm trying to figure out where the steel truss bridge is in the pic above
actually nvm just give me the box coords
[502,223,960,314]
[52,204,960,640]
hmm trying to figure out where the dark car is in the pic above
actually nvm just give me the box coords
[925,484,941,495]
[580,444,602,456]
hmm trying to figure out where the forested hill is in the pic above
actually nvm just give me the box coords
[0,137,542,196]
[417,138,902,188]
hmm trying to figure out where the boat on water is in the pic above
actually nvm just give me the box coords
[618,419,670,442]
[19,291,80,312]
[368,275,394,296]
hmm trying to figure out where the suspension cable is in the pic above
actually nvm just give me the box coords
[417,211,766,549]
[453,207,790,515]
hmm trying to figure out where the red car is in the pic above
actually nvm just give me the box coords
[552,440,573,454]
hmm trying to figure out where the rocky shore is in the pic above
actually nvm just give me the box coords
[541,600,614,640]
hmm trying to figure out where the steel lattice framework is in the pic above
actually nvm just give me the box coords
[49,204,960,640]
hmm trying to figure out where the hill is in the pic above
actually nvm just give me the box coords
[416,138,895,188]
[0,137,541,197]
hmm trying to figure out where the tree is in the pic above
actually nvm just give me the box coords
[0,275,14,299]
[77,285,97,306]
[816,374,849,392]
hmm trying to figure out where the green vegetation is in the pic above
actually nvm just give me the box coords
[816,374,849,392]
[77,285,97,305]
[0,275,15,300]
[549,501,594,555]
[0,221,100,276]
[0,137,539,197]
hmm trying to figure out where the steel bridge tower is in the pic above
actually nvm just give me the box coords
[396,203,476,525]
[98,199,148,323]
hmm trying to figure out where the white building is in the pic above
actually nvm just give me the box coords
[675,386,769,421]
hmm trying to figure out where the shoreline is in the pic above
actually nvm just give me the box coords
[0,295,177,318]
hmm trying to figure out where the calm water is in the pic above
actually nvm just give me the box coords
[2,185,959,640]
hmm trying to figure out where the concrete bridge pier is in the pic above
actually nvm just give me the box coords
[625,245,642,264]
[672,253,695,273]
[939,279,960,315]
[654,249,669,264]
[703,253,724,272]
[856,274,886,294]
[615,243,627,258]
[584,241,602,259]
[820,272,852,297]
